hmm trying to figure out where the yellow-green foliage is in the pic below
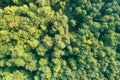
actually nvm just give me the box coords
[0,0,120,80]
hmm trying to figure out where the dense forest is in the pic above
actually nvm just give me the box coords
[0,0,120,80]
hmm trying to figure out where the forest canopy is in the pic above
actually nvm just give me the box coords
[0,0,120,80]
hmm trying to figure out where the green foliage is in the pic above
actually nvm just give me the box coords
[1,69,31,80]
[52,48,65,57]
[68,58,77,70]
[0,0,120,80]
[39,58,48,67]
[36,0,50,7]
[42,35,53,48]
[36,44,47,56]
[38,66,52,79]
